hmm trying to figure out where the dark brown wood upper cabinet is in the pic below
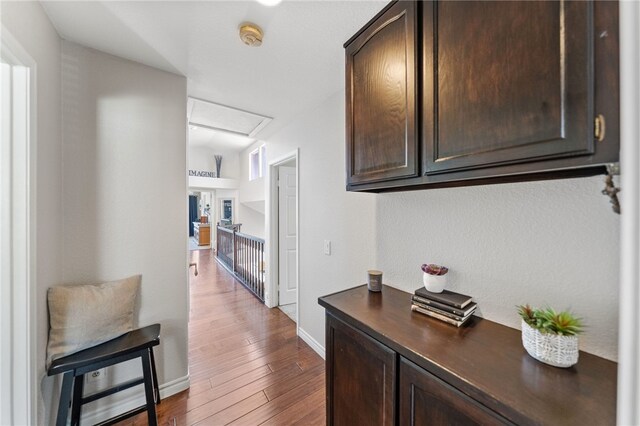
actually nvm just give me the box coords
[345,1,418,186]
[345,0,618,192]
[423,1,594,174]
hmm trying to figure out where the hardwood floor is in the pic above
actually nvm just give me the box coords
[123,249,325,425]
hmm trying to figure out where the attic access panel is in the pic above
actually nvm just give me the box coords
[188,97,272,138]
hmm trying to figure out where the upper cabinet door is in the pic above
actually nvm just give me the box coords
[346,1,418,186]
[423,1,594,174]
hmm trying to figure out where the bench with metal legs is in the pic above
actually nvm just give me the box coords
[47,324,161,426]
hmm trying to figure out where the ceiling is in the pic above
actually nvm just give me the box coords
[41,0,387,152]
[189,125,256,151]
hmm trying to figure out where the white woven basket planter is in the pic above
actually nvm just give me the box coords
[521,320,579,368]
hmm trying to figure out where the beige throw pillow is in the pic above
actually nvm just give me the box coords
[46,275,141,367]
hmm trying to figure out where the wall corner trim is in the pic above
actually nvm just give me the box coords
[298,327,326,360]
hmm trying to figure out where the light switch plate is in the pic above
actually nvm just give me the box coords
[324,240,331,255]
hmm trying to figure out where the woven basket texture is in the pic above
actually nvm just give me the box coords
[521,320,579,368]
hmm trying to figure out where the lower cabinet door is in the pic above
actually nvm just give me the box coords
[399,357,509,426]
[199,226,210,245]
[326,314,396,426]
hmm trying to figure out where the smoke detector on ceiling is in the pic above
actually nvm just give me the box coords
[239,23,263,47]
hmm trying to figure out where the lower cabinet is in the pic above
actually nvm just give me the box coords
[320,285,616,425]
[193,223,211,246]
[399,357,508,426]
[326,314,396,426]
[198,226,210,246]
[326,313,510,425]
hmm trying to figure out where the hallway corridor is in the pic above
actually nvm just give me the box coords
[126,249,325,425]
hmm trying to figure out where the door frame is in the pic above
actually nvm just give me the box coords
[266,150,299,324]
[0,26,38,426]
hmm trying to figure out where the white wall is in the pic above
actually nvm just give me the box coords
[239,140,266,203]
[237,140,266,238]
[375,176,620,360]
[237,205,265,239]
[266,87,620,362]
[60,42,189,421]
[188,145,240,180]
[188,146,240,199]
[265,91,377,347]
[1,3,63,423]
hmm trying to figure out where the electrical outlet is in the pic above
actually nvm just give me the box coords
[324,240,331,256]
[86,368,107,384]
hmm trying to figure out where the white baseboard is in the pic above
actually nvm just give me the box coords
[298,327,325,359]
[80,374,190,425]
[159,374,191,398]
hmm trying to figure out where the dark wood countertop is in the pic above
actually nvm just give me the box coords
[318,284,617,426]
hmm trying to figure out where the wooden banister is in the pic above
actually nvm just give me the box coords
[215,226,265,301]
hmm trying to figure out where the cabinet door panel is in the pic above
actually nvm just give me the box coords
[424,1,593,174]
[326,314,396,426]
[347,1,418,185]
[399,357,509,426]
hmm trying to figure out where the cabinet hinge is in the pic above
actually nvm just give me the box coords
[595,114,606,142]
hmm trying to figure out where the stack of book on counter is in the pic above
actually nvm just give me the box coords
[411,287,477,327]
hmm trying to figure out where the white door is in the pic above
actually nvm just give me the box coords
[278,166,297,306]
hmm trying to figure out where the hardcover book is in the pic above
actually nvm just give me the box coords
[411,300,476,322]
[411,295,477,317]
[414,287,473,309]
[411,305,473,327]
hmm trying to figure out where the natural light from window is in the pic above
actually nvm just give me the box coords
[249,144,266,181]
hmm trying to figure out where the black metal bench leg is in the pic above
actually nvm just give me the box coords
[149,346,160,404]
[56,372,74,426]
[71,374,84,426]
[141,349,158,426]
[71,374,84,425]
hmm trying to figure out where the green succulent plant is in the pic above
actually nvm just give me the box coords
[517,304,536,326]
[517,304,584,336]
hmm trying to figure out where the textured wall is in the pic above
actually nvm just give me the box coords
[266,92,376,346]
[1,2,63,423]
[375,176,620,360]
[261,89,620,362]
[61,42,189,421]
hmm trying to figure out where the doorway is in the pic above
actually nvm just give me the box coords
[267,151,299,325]
[0,30,37,425]
[188,190,214,251]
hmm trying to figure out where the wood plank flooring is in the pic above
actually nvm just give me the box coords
[123,249,325,425]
